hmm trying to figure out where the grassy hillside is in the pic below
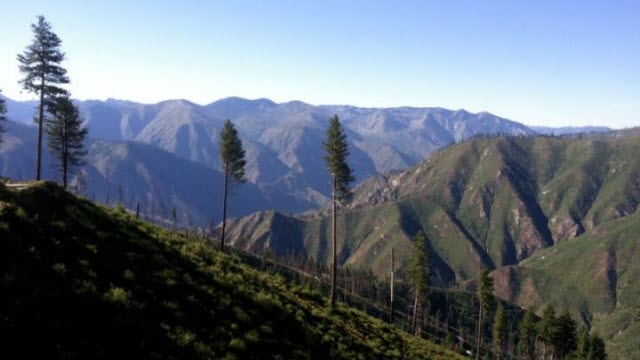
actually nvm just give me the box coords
[0,181,462,360]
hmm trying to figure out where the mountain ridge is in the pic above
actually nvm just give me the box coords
[3,95,538,213]
[2,95,620,222]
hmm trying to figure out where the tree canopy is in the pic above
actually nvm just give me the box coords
[219,119,246,183]
[323,115,355,201]
[0,90,6,144]
[45,95,88,189]
[17,15,69,180]
[218,119,246,252]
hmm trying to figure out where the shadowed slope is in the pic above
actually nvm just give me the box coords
[0,182,463,360]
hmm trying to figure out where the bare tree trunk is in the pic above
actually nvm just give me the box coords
[36,78,44,181]
[412,292,419,336]
[476,305,483,360]
[62,141,68,189]
[220,163,229,252]
[390,247,394,324]
[330,177,337,307]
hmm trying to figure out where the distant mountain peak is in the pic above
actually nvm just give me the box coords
[208,96,276,107]
[529,125,613,135]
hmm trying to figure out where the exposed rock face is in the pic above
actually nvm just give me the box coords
[491,266,521,303]
[549,215,583,242]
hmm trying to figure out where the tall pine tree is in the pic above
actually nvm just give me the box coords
[409,230,431,336]
[45,95,88,189]
[323,114,354,307]
[492,304,508,359]
[0,89,6,144]
[18,15,69,180]
[538,305,558,360]
[554,309,578,359]
[476,270,495,360]
[218,119,246,252]
[518,310,538,360]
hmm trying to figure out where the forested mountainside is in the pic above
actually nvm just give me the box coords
[0,181,463,360]
[225,132,640,359]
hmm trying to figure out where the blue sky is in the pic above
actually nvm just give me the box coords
[0,0,638,128]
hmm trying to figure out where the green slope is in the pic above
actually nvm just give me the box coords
[492,211,640,359]
[0,182,462,360]
[228,135,640,280]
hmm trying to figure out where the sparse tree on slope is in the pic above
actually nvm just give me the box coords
[45,95,88,189]
[18,15,69,180]
[476,270,494,360]
[492,303,508,359]
[409,230,431,336]
[172,207,178,229]
[0,89,6,144]
[518,310,537,360]
[218,119,246,252]
[323,114,354,307]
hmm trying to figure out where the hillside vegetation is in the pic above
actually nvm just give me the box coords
[0,181,462,360]
[225,133,640,358]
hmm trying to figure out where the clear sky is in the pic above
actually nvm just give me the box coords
[0,0,638,128]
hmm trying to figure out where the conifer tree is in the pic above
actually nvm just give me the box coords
[218,119,246,252]
[492,304,508,359]
[577,328,591,360]
[0,89,7,144]
[538,305,557,360]
[518,310,537,360]
[588,334,607,360]
[476,271,495,360]
[409,230,431,335]
[172,207,178,229]
[18,16,69,180]
[323,114,354,307]
[554,309,578,359]
[45,95,87,189]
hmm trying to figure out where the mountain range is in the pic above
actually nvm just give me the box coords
[3,94,546,224]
